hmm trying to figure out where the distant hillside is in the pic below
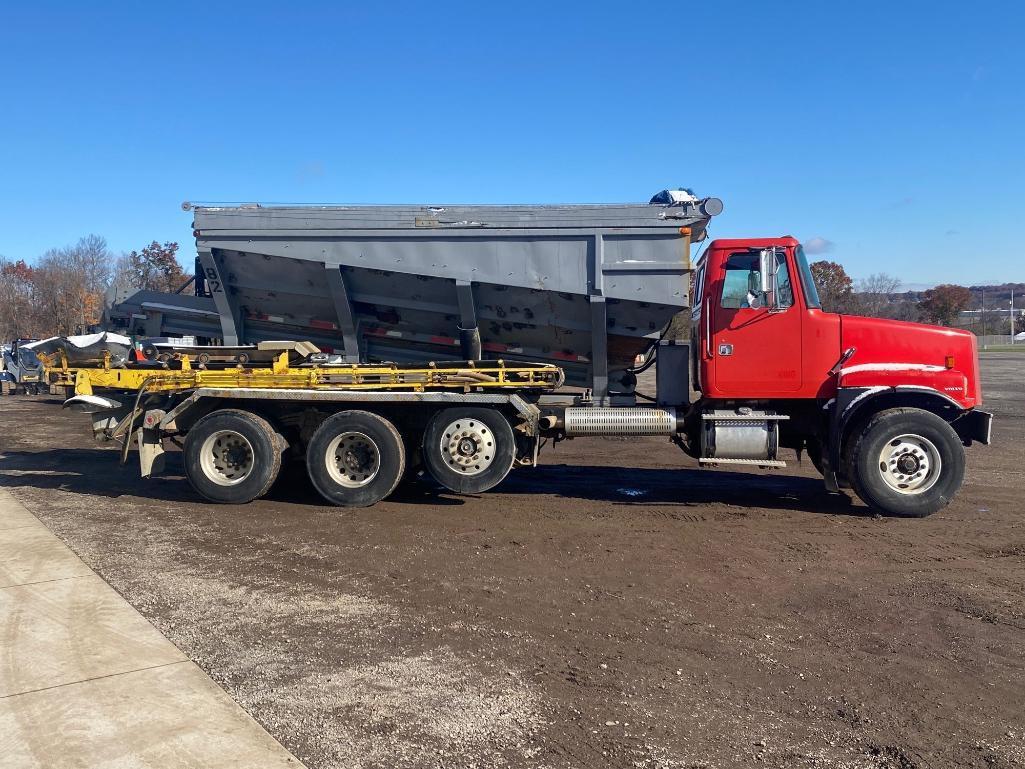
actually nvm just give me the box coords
[966,283,1025,309]
[887,283,1025,309]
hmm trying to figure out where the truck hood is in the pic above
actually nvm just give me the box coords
[839,315,981,408]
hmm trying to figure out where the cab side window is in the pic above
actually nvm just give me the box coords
[720,252,760,309]
[720,250,795,310]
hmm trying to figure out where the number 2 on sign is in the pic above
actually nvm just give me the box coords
[204,267,223,293]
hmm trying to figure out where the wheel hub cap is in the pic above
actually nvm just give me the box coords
[200,430,255,486]
[877,433,941,495]
[441,420,495,475]
[327,432,380,489]
[896,454,920,474]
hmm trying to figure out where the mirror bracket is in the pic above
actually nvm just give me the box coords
[758,248,780,310]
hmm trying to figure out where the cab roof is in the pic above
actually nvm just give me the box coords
[706,236,801,249]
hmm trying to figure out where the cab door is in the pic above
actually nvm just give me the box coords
[710,249,803,397]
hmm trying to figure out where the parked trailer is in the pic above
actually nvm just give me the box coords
[76,194,994,517]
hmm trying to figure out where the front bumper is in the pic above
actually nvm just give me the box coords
[956,409,993,445]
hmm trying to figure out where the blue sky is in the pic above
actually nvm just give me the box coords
[1,1,1022,286]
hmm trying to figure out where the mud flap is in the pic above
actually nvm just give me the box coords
[822,397,841,493]
[137,426,166,478]
[823,388,875,493]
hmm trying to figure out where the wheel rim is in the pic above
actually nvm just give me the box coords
[440,418,495,476]
[325,431,381,488]
[877,433,942,495]
[200,430,255,486]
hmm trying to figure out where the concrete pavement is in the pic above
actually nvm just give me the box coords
[0,487,306,768]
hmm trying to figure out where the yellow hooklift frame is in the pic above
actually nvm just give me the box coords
[62,347,564,398]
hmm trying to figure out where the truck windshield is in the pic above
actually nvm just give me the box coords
[795,245,822,309]
[19,349,41,367]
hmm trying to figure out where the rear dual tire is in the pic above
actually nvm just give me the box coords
[184,409,284,504]
[307,407,515,505]
[306,410,405,507]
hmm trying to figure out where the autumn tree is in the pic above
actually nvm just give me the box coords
[0,235,116,339]
[32,249,78,335]
[0,258,40,339]
[9,236,113,336]
[113,241,187,293]
[65,234,112,329]
[853,272,903,318]
[918,284,972,327]
[3,233,113,336]
[810,260,855,313]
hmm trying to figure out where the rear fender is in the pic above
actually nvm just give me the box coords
[63,396,132,441]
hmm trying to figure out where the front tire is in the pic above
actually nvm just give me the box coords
[422,407,516,494]
[306,410,405,507]
[184,409,283,504]
[847,408,965,517]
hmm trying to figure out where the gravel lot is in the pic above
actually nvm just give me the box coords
[1,353,1022,769]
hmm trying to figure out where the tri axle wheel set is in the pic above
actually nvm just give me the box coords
[183,406,517,508]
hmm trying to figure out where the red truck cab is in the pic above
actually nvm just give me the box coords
[688,237,991,516]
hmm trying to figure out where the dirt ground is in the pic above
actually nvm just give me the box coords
[1,354,1023,769]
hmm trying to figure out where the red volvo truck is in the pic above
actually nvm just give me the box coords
[678,236,991,516]
[75,198,992,516]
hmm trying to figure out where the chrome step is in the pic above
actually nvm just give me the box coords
[698,457,786,468]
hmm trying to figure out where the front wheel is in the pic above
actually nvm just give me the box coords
[846,408,965,517]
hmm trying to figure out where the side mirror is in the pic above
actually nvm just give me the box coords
[758,249,778,309]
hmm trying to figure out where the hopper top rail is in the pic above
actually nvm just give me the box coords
[186,197,721,237]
